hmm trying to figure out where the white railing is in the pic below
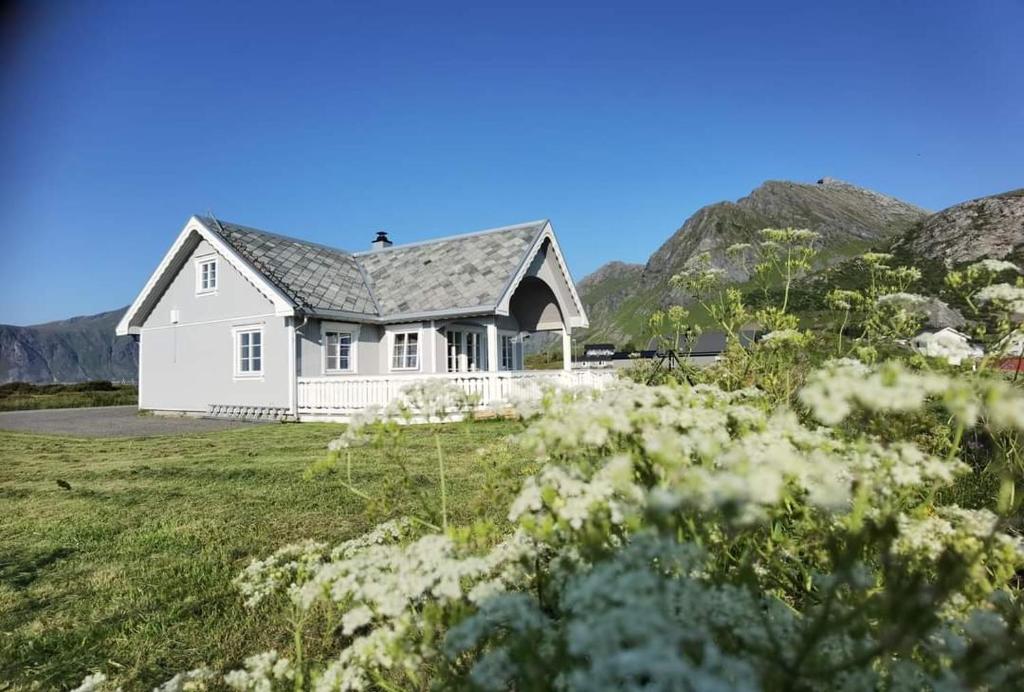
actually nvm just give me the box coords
[297,369,616,415]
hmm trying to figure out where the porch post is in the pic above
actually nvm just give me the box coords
[562,327,572,371]
[288,317,298,418]
[487,319,499,372]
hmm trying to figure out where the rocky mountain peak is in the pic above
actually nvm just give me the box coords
[642,177,928,283]
[575,177,933,344]
[894,188,1024,264]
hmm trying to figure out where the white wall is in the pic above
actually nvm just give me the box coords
[139,239,291,411]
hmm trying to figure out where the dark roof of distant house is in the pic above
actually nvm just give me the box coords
[584,343,616,351]
[198,216,548,320]
[690,329,759,355]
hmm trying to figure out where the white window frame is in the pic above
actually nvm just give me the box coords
[500,334,515,371]
[195,255,219,295]
[321,321,360,374]
[233,325,264,379]
[388,327,422,372]
[446,329,464,373]
[445,325,487,373]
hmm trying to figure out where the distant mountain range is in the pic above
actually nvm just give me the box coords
[0,308,137,384]
[577,179,1024,345]
[3,180,1022,383]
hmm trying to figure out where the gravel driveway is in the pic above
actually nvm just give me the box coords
[0,405,257,437]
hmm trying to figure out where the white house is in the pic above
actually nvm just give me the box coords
[911,327,982,365]
[116,216,607,420]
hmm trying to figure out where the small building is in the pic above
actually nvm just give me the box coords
[994,332,1024,373]
[911,327,982,365]
[581,343,616,367]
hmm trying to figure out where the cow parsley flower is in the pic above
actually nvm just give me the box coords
[975,283,1024,313]
[223,651,293,691]
[876,292,930,315]
[759,328,808,349]
[968,259,1020,275]
[154,668,215,692]
[71,673,115,692]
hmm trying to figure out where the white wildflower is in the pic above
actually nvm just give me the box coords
[341,605,374,635]
[153,668,215,692]
[976,283,1024,313]
[224,651,293,691]
[759,329,808,348]
[876,292,930,315]
[71,673,115,692]
[969,259,1020,275]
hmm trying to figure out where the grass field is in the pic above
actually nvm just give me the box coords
[0,420,529,689]
[0,382,138,412]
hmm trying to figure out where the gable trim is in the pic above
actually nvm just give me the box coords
[494,222,589,329]
[115,216,296,336]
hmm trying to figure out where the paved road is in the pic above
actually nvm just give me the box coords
[0,405,257,437]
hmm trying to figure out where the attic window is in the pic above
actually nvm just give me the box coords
[195,256,218,294]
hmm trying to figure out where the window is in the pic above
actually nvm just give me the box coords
[235,328,263,376]
[196,257,218,294]
[466,332,481,371]
[446,329,484,372]
[391,332,419,370]
[501,335,515,370]
[446,330,463,372]
[324,331,353,371]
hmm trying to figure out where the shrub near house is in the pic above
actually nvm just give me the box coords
[0,380,137,411]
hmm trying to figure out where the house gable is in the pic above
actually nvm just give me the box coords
[143,239,279,329]
[495,223,589,329]
[116,217,295,336]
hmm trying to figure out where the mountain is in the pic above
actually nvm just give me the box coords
[10,182,1014,378]
[892,188,1024,264]
[578,178,930,344]
[0,308,138,384]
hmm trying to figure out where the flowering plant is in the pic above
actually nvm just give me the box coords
[72,238,1024,691]
[93,361,1023,692]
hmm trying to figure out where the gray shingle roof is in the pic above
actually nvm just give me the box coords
[354,222,545,315]
[200,217,378,315]
[198,216,546,319]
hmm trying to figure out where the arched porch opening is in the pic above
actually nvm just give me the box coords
[509,276,573,370]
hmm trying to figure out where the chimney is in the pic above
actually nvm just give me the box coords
[371,230,393,250]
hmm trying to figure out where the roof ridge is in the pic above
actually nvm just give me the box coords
[351,219,549,256]
[351,257,383,315]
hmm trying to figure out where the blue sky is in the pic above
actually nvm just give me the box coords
[1,0,1022,325]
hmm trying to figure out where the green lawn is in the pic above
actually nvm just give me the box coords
[0,420,529,689]
[0,382,138,412]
